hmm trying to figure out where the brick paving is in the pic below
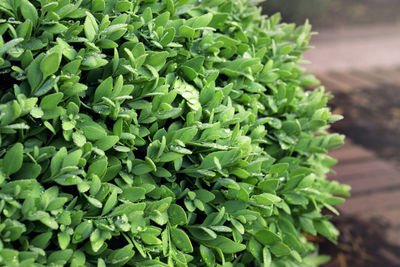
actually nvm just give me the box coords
[321,67,400,246]
[316,67,400,93]
[305,25,400,247]
[304,23,400,72]
[328,141,400,246]
[297,14,400,265]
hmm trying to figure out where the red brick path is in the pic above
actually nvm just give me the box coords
[321,66,400,246]
[328,142,400,246]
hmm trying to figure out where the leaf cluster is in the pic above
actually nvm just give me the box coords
[0,0,349,266]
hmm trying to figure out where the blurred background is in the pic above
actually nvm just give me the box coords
[262,0,400,266]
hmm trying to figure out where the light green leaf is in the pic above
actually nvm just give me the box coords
[94,136,119,151]
[255,229,282,245]
[168,204,188,226]
[94,77,113,103]
[120,187,146,202]
[3,143,23,176]
[200,245,215,267]
[40,53,61,78]
[171,227,193,253]
[40,92,63,109]
[73,221,93,244]
[102,190,118,215]
[205,236,246,254]
[253,193,282,205]
[84,11,99,41]
[270,242,291,257]
[58,232,71,250]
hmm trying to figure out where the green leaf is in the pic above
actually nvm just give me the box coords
[72,132,87,147]
[270,242,291,257]
[219,178,240,190]
[107,244,135,266]
[154,12,170,28]
[171,227,193,253]
[200,150,239,169]
[84,11,99,41]
[73,221,93,243]
[195,189,215,203]
[3,143,23,176]
[156,108,182,120]
[145,51,169,70]
[90,229,104,252]
[40,53,61,78]
[80,122,107,140]
[253,193,282,205]
[175,79,201,110]
[200,245,215,267]
[92,0,105,11]
[20,0,38,25]
[204,236,246,254]
[62,150,82,168]
[40,92,64,109]
[116,1,131,12]
[209,13,228,28]
[140,233,162,245]
[94,136,119,151]
[120,187,146,202]
[270,163,289,174]
[48,249,73,265]
[86,195,103,208]
[193,13,213,28]
[58,232,71,250]
[314,220,339,242]
[31,232,52,249]
[247,237,263,261]
[255,229,282,245]
[38,212,59,230]
[168,204,188,226]
[179,25,195,38]
[263,247,272,266]
[102,190,118,215]
[160,28,176,46]
[0,38,24,57]
[94,77,113,103]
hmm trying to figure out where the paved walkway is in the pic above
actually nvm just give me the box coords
[304,23,400,72]
[320,67,400,245]
[328,142,400,246]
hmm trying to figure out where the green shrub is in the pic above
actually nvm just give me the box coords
[0,0,349,266]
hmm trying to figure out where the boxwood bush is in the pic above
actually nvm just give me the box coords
[0,0,349,266]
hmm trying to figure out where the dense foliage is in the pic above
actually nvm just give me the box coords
[0,0,349,266]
